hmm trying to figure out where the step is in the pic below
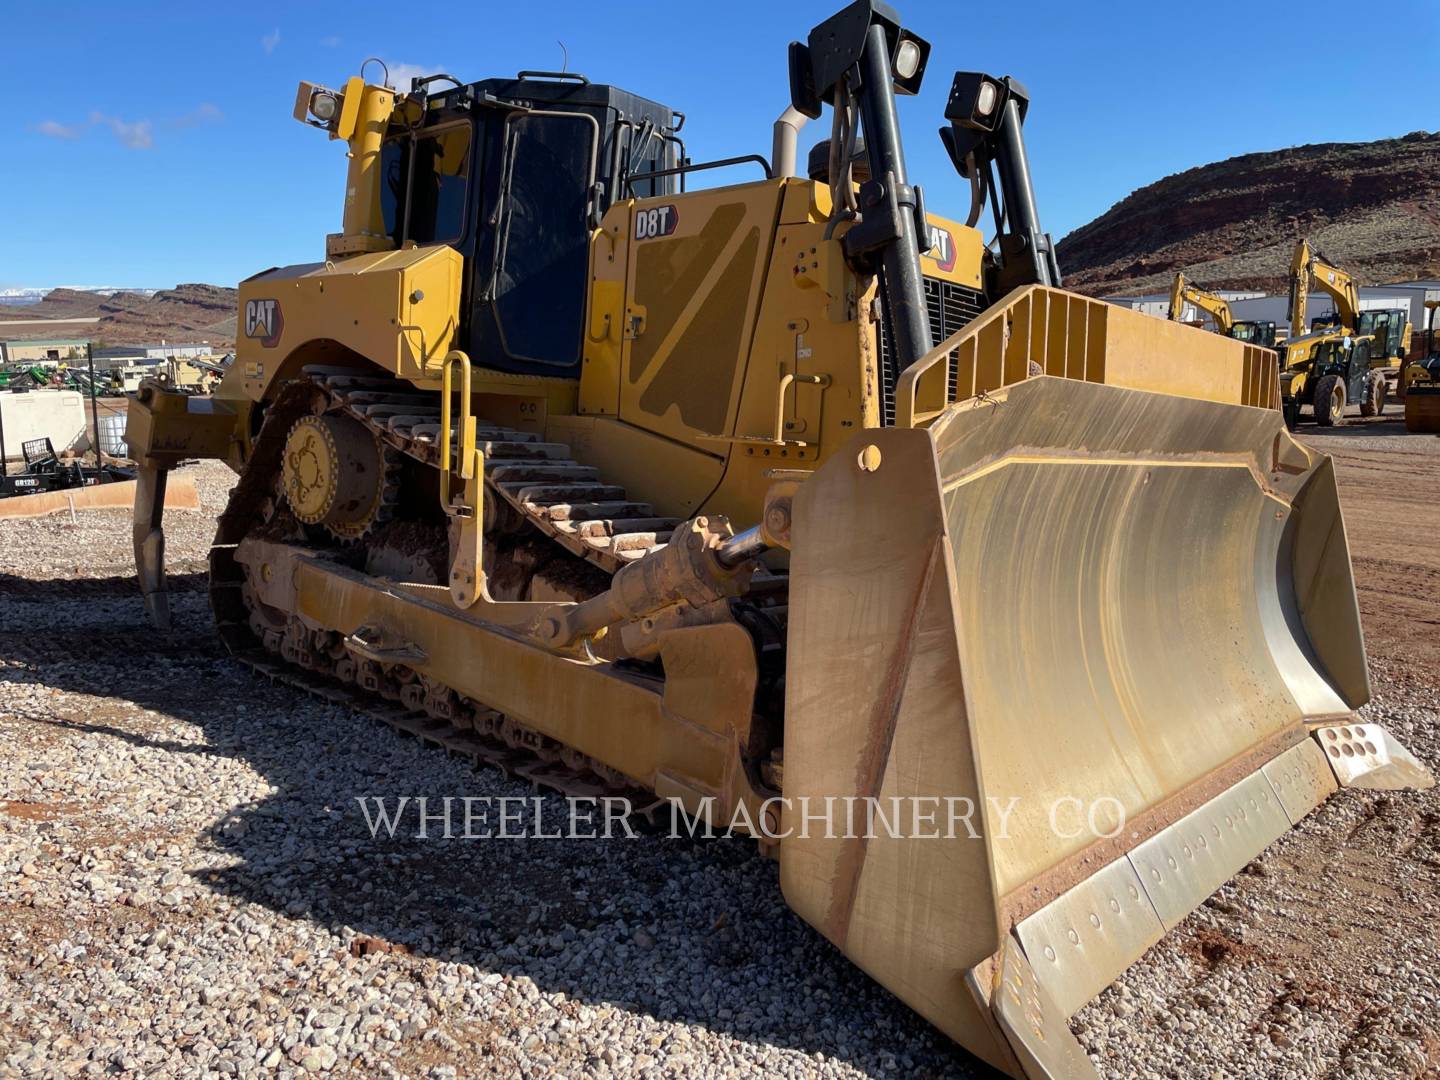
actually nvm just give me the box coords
[314,374,407,391]
[338,391,440,407]
[615,543,666,562]
[475,426,539,442]
[362,404,441,420]
[608,531,673,553]
[481,440,571,461]
[391,419,445,440]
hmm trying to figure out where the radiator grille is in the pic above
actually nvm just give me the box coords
[877,277,987,426]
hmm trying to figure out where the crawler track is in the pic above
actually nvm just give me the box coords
[205,370,683,806]
[299,365,681,573]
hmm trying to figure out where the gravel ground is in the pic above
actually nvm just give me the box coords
[1,447,1437,1079]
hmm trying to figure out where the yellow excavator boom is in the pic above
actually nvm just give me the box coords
[1289,237,1361,335]
[1167,270,1234,334]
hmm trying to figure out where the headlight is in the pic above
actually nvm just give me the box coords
[894,39,922,80]
[310,91,339,122]
[975,80,999,118]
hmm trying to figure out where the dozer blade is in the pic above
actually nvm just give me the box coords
[779,375,1431,1078]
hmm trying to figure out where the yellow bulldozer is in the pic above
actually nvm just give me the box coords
[125,2,1432,1075]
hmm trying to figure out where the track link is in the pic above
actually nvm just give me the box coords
[301,365,683,573]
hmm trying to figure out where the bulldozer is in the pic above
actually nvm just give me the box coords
[1166,271,1278,347]
[1402,298,1440,432]
[124,3,1432,1075]
[1277,239,1405,428]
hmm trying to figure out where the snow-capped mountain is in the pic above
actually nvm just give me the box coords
[0,286,161,305]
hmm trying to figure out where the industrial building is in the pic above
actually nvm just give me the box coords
[131,343,214,360]
[0,338,89,364]
[1106,282,1440,348]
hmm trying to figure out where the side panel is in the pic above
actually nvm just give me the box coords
[618,183,784,446]
[235,246,464,400]
[546,413,724,521]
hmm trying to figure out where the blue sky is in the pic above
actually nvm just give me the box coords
[4,0,1437,289]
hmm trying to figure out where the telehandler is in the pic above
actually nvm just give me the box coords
[124,3,1432,1075]
[1166,271,1277,346]
[1278,239,1406,427]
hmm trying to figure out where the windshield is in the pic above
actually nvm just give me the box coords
[380,124,473,245]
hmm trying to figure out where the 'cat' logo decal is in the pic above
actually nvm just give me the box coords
[244,299,284,348]
[926,226,956,272]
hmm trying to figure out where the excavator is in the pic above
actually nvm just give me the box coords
[1278,239,1406,427]
[1403,297,1440,432]
[122,3,1432,1076]
[1167,271,1277,347]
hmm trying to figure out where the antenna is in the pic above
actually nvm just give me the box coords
[558,40,568,73]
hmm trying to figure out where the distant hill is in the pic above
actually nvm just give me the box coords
[2,284,237,348]
[1056,131,1440,296]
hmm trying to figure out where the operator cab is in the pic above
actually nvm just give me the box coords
[377,74,682,380]
[1230,320,1277,348]
[1357,308,1408,360]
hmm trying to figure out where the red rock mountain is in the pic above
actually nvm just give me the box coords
[1056,131,1440,296]
[5,284,238,347]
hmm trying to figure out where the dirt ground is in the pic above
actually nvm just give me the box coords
[0,416,1437,1078]
[1301,418,1440,676]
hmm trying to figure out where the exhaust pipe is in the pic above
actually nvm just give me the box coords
[771,105,809,178]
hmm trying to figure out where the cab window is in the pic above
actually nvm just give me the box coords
[380,124,473,245]
[493,114,595,367]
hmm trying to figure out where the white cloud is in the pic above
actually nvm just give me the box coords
[261,27,281,54]
[174,103,223,128]
[35,119,81,139]
[89,112,155,150]
[319,35,341,48]
[381,61,447,92]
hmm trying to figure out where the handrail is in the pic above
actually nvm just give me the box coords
[439,349,476,513]
[625,154,773,195]
[774,373,829,443]
[515,70,590,85]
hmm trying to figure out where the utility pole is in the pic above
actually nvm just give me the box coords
[86,341,105,483]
